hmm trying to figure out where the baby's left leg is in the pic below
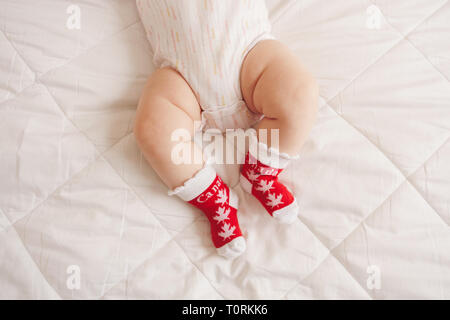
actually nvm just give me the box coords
[239,40,319,223]
[241,39,318,155]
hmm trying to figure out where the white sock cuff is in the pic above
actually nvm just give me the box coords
[249,134,299,169]
[168,165,217,201]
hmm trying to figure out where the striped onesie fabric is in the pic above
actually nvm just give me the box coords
[136,0,274,131]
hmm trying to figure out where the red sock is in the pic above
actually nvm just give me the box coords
[169,166,246,258]
[240,141,299,224]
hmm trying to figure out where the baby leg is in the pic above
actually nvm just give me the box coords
[239,40,319,223]
[134,67,246,258]
[134,67,203,189]
[241,40,318,155]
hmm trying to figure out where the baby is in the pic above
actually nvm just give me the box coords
[135,0,318,258]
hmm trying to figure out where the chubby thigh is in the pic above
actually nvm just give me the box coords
[134,67,203,189]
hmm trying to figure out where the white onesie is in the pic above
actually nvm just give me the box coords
[136,0,274,132]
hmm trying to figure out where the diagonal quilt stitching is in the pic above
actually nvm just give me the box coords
[283,162,449,300]
[270,0,299,26]
[326,62,450,228]
[280,107,403,297]
[323,135,450,295]
[0,17,150,228]
[272,12,426,298]
[281,220,377,299]
[3,153,101,232]
[368,0,450,85]
[282,167,410,299]
[0,80,37,109]
[0,35,36,106]
[326,99,450,228]
[321,0,450,228]
[282,102,450,298]
[323,1,448,107]
[279,2,450,299]
[278,133,399,300]
[0,205,62,299]
[404,137,450,226]
[315,101,450,292]
[282,253,374,300]
[1,27,224,300]
[35,19,141,76]
[0,29,102,299]
[405,35,450,83]
[366,3,450,220]
[4,132,158,234]
[0,16,162,233]
[96,153,227,300]
[406,136,450,224]
[0,20,141,110]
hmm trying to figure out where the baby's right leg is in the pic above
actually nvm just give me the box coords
[134,67,246,259]
[134,67,203,189]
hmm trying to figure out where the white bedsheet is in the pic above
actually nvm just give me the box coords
[0,0,449,299]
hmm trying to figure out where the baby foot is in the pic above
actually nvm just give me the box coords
[170,166,246,258]
[240,151,299,224]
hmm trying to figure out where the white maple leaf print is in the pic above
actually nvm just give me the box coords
[218,222,236,240]
[256,179,274,193]
[246,169,259,182]
[266,193,284,208]
[215,188,228,205]
[213,207,230,224]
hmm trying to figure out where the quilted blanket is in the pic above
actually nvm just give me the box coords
[0,0,449,299]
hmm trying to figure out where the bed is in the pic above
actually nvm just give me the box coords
[0,0,449,299]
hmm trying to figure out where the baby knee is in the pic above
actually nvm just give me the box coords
[294,73,318,108]
[133,112,160,151]
[279,74,319,124]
